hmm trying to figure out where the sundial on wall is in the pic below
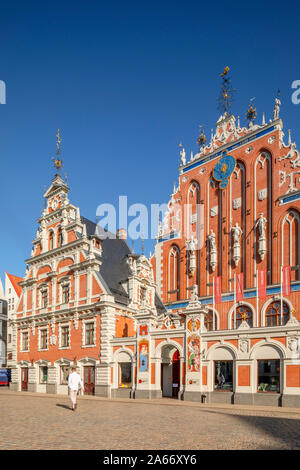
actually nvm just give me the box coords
[212,153,236,189]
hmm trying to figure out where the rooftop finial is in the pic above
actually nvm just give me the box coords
[246,97,257,126]
[52,129,63,175]
[217,66,235,115]
[273,89,281,120]
[197,125,207,150]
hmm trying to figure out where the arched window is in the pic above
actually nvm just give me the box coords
[282,211,300,281]
[205,310,217,331]
[57,227,63,247]
[266,301,289,327]
[49,231,54,251]
[168,245,180,300]
[232,305,252,328]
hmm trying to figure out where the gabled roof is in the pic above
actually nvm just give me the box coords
[81,216,166,312]
[5,272,23,298]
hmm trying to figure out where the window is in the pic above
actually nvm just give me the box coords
[57,227,63,247]
[62,284,70,304]
[232,305,252,328]
[214,361,233,391]
[8,334,11,344]
[41,289,48,308]
[266,301,289,327]
[60,365,70,385]
[205,311,215,331]
[61,325,69,348]
[40,329,48,350]
[258,360,280,393]
[119,363,132,388]
[21,331,29,351]
[85,322,95,346]
[49,231,54,250]
[40,366,48,384]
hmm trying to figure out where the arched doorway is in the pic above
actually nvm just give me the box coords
[161,345,180,399]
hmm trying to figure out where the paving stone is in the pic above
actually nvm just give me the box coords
[1,389,300,449]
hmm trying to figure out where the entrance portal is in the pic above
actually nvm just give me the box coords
[161,346,180,399]
[84,366,95,395]
[21,368,28,391]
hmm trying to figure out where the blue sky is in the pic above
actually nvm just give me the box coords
[0,0,300,282]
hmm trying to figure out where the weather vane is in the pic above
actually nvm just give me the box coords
[246,97,257,125]
[217,66,235,115]
[52,128,63,174]
[197,125,207,148]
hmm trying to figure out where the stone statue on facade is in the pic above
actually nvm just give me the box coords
[187,236,198,275]
[180,147,186,166]
[256,213,267,261]
[273,96,281,120]
[232,223,242,267]
[208,229,217,271]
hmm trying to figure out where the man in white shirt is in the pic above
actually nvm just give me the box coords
[68,367,85,411]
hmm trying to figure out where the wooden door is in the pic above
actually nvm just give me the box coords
[21,368,28,391]
[84,366,95,395]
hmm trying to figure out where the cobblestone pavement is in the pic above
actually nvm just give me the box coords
[1,389,300,450]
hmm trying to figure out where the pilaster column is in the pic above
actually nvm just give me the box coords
[95,304,115,397]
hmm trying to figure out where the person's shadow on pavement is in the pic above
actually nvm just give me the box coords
[56,403,72,411]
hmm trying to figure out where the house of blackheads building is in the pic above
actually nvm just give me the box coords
[10,94,300,407]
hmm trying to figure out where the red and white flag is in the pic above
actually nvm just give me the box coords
[282,265,291,296]
[257,269,267,299]
[235,272,244,302]
[214,276,222,304]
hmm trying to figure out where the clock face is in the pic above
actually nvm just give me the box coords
[213,154,236,189]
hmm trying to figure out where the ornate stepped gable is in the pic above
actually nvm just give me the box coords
[15,173,165,320]
[152,96,300,311]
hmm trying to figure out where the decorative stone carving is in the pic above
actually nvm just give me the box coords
[233,197,242,210]
[50,334,57,346]
[258,188,267,201]
[186,236,197,275]
[287,337,300,352]
[50,316,55,333]
[273,96,281,120]
[279,169,300,193]
[73,311,79,330]
[268,136,276,144]
[208,230,217,272]
[237,321,250,331]
[256,213,267,261]
[232,223,242,267]
[210,205,218,217]
[180,147,186,166]
[187,285,201,309]
[238,338,249,352]
[286,315,300,326]
[31,319,35,336]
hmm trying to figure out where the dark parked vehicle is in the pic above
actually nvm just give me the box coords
[0,368,11,386]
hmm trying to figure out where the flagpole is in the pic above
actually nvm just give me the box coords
[213,276,215,330]
[256,270,259,328]
[234,272,236,329]
[280,265,283,326]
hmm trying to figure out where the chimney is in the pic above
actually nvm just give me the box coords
[116,228,127,240]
